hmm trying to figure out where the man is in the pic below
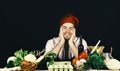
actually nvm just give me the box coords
[45,13,88,61]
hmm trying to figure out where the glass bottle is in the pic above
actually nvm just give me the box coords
[78,35,84,55]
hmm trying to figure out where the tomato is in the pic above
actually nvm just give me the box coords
[78,51,88,60]
[72,57,78,65]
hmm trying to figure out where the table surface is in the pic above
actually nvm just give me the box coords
[0,69,119,71]
[35,70,120,71]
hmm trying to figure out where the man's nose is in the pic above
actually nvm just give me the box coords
[66,29,70,33]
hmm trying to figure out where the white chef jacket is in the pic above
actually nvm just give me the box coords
[45,37,88,60]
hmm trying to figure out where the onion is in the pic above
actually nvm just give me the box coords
[24,54,36,62]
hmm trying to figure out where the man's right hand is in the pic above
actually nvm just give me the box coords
[51,27,65,55]
[59,27,65,43]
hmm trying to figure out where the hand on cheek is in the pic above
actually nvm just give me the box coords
[59,27,65,43]
[69,28,76,43]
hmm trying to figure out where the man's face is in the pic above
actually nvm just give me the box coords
[61,23,75,40]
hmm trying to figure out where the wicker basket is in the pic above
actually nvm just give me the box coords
[88,46,105,55]
[20,60,38,71]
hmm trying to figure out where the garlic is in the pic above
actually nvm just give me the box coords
[80,59,86,65]
[76,60,82,66]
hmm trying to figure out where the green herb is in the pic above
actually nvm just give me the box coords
[6,61,14,68]
[36,52,57,70]
[45,52,57,61]
[82,51,106,70]
[45,52,57,67]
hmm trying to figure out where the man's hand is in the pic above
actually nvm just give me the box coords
[68,28,78,58]
[59,27,65,43]
[68,28,76,44]
[51,27,65,55]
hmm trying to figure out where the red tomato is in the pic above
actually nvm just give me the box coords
[78,51,88,60]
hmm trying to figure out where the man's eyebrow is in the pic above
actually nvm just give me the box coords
[62,26,67,27]
[69,27,74,28]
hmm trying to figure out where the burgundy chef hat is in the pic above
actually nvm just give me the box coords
[60,13,79,27]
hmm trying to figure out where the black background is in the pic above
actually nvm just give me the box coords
[0,0,120,67]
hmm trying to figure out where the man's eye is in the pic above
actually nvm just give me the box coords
[62,27,66,29]
[70,28,74,30]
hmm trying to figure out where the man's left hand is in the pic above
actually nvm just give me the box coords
[68,28,76,44]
